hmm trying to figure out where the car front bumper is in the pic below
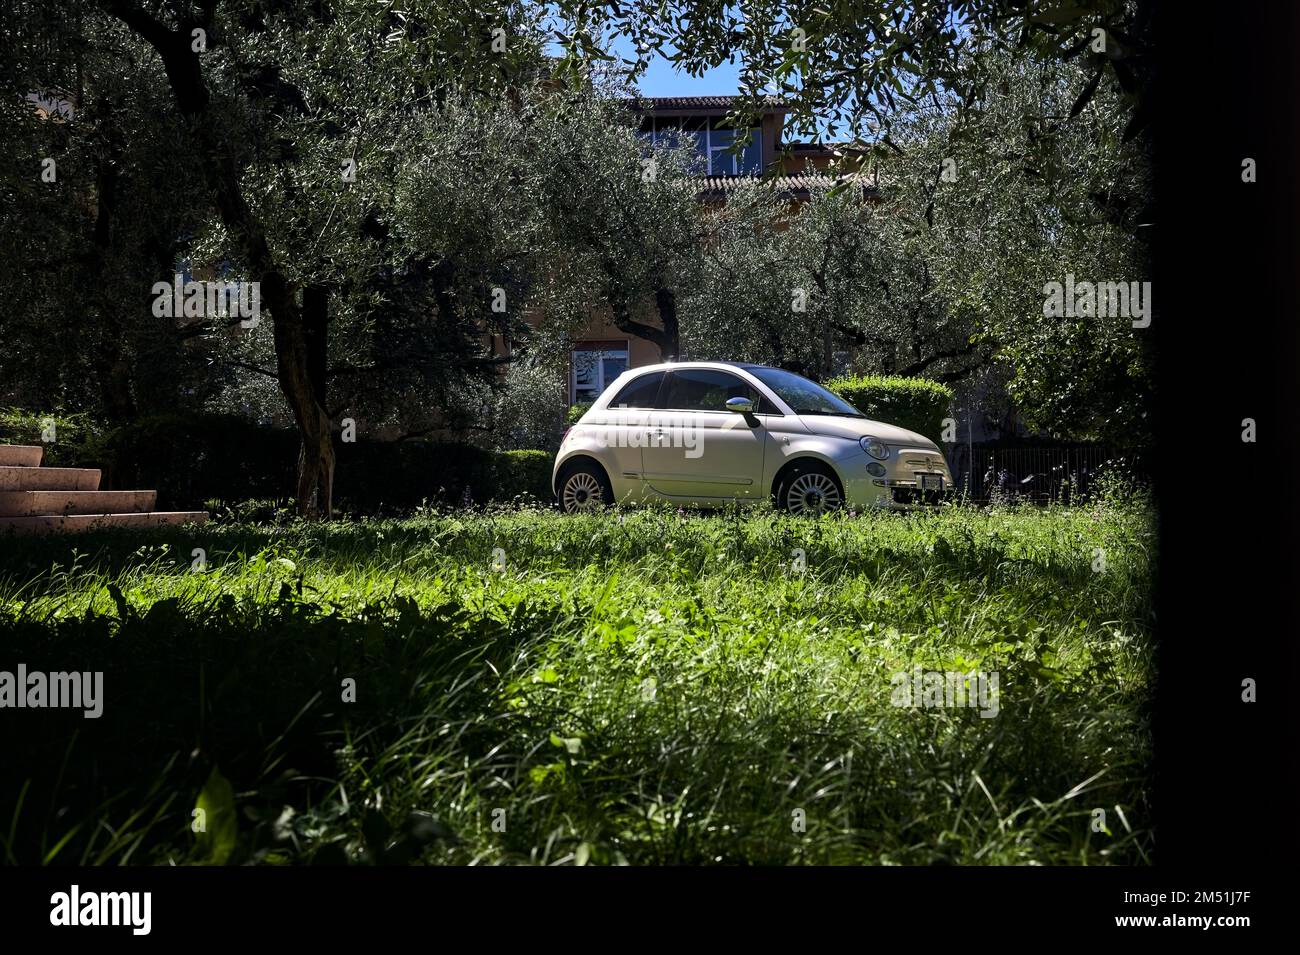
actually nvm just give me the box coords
[838,444,954,509]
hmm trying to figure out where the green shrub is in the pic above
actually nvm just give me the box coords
[0,407,106,468]
[334,439,497,512]
[823,375,954,444]
[84,412,552,511]
[204,497,298,526]
[565,403,592,425]
[494,362,569,451]
[97,413,296,508]
[1089,458,1152,509]
[493,449,554,502]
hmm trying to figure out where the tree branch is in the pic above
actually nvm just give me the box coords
[211,358,280,380]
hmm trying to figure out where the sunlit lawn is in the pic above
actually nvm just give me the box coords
[0,500,1154,865]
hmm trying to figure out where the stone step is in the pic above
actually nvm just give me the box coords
[0,466,101,491]
[0,445,43,467]
[0,490,157,517]
[0,511,208,536]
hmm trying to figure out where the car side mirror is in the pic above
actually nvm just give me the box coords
[725,396,755,414]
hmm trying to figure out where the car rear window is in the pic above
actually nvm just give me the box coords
[609,371,665,409]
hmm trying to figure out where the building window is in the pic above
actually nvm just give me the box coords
[571,346,629,403]
[709,126,736,175]
[654,116,681,149]
[740,130,763,174]
[647,115,762,176]
[708,119,762,176]
[683,117,709,173]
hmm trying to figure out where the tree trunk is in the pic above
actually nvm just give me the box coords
[299,285,334,518]
[821,312,832,380]
[265,275,333,518]
[609,298,669,357]
[653,287,680,360]
[293,404,334,519]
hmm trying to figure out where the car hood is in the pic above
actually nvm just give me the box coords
[795,415,939,449]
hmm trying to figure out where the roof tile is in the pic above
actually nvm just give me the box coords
[694,173,879,197]
[626,95,787,112]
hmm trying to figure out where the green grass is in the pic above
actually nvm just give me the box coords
[0,500,1155,865]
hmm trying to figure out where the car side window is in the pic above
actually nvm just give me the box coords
[660,369,760,412]
[609,371,665,409]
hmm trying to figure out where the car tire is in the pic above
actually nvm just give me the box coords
[557,460,614,514]
[776,461,845,516]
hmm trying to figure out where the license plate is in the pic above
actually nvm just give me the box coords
[918,473,943,491]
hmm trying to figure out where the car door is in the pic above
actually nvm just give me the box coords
[641,368,768,501]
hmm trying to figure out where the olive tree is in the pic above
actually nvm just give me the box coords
[878,50,1152,441]
[98,0,547,515]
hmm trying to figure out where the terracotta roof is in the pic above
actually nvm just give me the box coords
[784,141,870,153]
[625,95,787,113]
[694,173,880,198]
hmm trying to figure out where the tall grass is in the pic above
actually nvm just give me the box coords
[0,501,1155,865]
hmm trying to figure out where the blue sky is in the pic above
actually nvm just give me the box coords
[606,35,744,97]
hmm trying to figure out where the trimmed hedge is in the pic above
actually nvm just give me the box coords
[823,375,954,445]
[62,413,555,512]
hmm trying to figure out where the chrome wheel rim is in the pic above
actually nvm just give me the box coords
[562,472,605,512]
[786,472,841,515]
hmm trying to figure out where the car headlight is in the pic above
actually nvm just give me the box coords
[859,436,889,460]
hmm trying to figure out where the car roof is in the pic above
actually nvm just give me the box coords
[619,360,772,375]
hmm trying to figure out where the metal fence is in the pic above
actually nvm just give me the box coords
[943,445,1144,504]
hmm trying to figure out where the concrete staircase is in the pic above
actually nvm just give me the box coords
[0,445,206,536]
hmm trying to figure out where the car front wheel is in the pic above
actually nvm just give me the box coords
[777,463,844,516]
[557,461,614,514]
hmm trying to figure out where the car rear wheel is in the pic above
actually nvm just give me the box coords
[778,463,844,516]
[557,461,613,514]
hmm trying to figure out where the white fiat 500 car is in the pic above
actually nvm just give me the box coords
[553,361,953,514]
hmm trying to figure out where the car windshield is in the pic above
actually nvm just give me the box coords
[746,367,864,417]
